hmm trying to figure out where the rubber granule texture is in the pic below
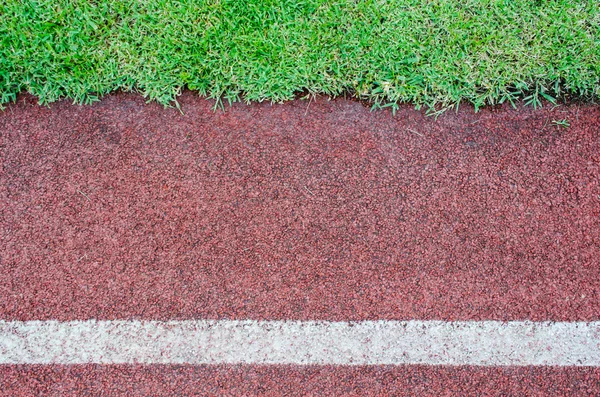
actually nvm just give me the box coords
[1,93,599,322]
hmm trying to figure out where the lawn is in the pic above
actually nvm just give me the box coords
[1,0,598,111]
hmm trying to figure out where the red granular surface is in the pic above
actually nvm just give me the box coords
[1,93,599,321]
[1,365,599,396]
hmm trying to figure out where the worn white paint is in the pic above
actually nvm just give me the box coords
[1,320,599,366]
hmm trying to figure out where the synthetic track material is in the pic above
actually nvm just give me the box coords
[3,365,600,396]
[1,93,598,322]
[1,93,599,394]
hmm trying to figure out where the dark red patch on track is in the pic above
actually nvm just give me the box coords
[2,365,599,396]
[1,93,599,321]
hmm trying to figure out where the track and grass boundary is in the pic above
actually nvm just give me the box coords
[1,0,599,111]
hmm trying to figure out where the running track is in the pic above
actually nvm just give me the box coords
[1,93,599,395]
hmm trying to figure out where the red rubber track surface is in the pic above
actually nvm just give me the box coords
[1,93,599,322]
[2,365,599,396]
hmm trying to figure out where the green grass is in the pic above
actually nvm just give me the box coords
[1,0,599,112]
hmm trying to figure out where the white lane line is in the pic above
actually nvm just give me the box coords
[0,320,599,366]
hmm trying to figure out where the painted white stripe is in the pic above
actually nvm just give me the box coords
[1,320,599,366]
